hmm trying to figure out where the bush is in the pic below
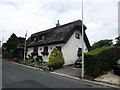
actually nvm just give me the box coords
[28,54,33,59]
[35,56,43,62]
[47,48,64,69]
[85,46,119,78]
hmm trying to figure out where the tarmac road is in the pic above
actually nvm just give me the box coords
[1,58,119,89]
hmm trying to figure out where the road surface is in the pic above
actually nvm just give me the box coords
[1,58,118,89]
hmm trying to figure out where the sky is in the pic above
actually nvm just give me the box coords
[0,0,119,46]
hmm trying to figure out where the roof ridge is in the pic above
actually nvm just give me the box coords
[31,20,82,36]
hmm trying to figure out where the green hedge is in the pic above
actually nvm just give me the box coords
[85,46,119,77]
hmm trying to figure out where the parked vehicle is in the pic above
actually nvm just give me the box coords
[74,56,82,68]
[113,59,120,75]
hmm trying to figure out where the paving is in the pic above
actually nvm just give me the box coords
[53,65,120,87]
[53,65,81,78]
[95,71,120,86]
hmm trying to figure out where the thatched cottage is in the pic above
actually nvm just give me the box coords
[26,20,91,65]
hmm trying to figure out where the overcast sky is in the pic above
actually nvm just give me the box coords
[0,0,119,46]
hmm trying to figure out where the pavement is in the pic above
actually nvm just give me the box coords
[53,65,81,78]
[95,71,120,86]
[53,65,120,88]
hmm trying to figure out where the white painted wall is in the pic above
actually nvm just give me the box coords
[37,44,64,61]
[62,30,88,65]
[27,47,34,58]
[27,30,88,65]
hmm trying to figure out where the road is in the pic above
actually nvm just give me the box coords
[1,58,118,89]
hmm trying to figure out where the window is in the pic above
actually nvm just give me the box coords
[44,46,48,52]
[56,46,62,52]
[39,34,45,40]
[40,48,42,50]
[31,37,36,42]
[31,37,34,42]
[34,46,38,52]
[75,33,80,39]
[77,48,82,57]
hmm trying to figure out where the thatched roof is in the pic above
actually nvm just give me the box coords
[26,20,91,48]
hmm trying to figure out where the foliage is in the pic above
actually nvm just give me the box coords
[35,56,43,62]
[2,33,23,58]
[38,62,49,70]
[18,59,49,70]
[47,48,64,69]
[84,46,119,78]
[115,36,120,46]
[5,33,19,51]
[92,39,113,49]
[0,47,2,55]
[28,54,33,59]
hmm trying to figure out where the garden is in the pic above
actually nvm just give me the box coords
[18,48,65,71]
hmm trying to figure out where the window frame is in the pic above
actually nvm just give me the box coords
[75,33,80,39]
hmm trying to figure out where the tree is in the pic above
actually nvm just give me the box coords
[6,33,19,51]
[2,33,19,58]
[47,48,64,69]
[92,39,113,49]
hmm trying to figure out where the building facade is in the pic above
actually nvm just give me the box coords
[26,20,91,65]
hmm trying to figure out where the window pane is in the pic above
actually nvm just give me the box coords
[75,33,80,39]
[44,47,48,52]
[34,46,38,52]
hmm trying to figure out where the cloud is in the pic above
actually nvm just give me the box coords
[0,0,118,46]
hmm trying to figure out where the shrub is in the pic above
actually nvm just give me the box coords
[28,54,33,59]
[47,48,64,69]
[85,46,119,78]
[35,56,43,62]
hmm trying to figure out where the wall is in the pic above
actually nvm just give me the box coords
[62,30,88,65]
[27,30,88,65]
[27,47,34,58]
[38,44,64,62]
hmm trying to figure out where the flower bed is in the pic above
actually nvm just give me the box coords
[31,52,38,56]
[41,51,49,55]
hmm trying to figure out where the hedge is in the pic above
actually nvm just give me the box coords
[47,48,64,69]
[84,46,119,78]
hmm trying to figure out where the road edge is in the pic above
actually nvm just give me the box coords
[9,61,120,88]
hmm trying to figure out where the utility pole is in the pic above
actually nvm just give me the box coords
[81,0,84,79]
[23,32,27,61]
[1,38,4,47]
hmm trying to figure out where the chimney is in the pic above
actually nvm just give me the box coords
[56,20,60,27]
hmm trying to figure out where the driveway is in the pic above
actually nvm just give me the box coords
[54,65,81,78]
[53,65,120,86]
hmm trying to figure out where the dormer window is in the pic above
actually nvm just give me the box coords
[34,37,36,41]
[75,33,80,39]
[31,37,36,42]
[42,35,45,39]
[39,34,45,40]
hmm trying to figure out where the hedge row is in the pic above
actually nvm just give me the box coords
[84,46,119,78]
